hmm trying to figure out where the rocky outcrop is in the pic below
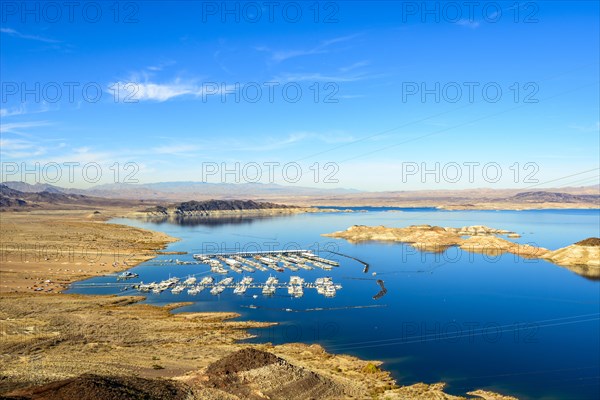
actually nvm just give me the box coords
[323,226,599,276]
[541,238,600,278]
[323,224,522,253]
[459,236,548,258]
[381,382,519,400]
[141,200,309,218]
[2,373,194,400]
[198,348,347,400]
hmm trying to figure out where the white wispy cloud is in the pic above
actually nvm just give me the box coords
[339,61,370,73]
[568,122,600,133]
[258,33,361,63]
[274,72,367,82]
[0,138,48,158]
[456,19,481,29]
[0,104,52,118]
[0,107,26,118]
[109,75,242,102]
[0,27,60,43]
[0,121,52,135]
[146,61,176,72]
[149,144,203,155]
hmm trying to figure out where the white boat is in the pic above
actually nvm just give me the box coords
[315,277,332,285]
[210,285,225,295]
[324,285,336,297]
[187,285,204,295]
[293,286,304,297]
[287,285,295,295]
[137,282,155,292]
[218,277,234,286]
[241,265,255,273]
[289,276,304,285]
[233,285,247,294]
[162,277,179,287]
[211,266,228,274]
[266,275,278,285]
[241,276,253,285]
[283,263,299,271]
[230,266,243,273]
[171,285,185,294]
[262,285,276,295]
[225,258,241,267]
[287,256,305,264]
[200,276,214,285]
[183,277,197,285]
[117,271,138,280]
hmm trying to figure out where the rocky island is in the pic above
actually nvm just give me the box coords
[323,225,600,278]
[131,199,346,220]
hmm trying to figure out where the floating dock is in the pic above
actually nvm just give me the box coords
[193,249,313,259]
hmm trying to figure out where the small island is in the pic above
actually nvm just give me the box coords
[323,225,600,278]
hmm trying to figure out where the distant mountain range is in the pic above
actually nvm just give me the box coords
[510,191,600,203]
[0,184,140,209]
[0,184,305,212]
[0,181,361,201]
[1,181,598,208]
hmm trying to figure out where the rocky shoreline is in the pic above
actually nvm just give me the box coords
[0,211,521,399]
[323,224,600,278]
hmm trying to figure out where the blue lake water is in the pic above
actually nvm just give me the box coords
[67,209,600,400]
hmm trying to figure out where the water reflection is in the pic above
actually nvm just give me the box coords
[137,214,291,227]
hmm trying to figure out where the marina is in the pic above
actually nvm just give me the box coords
[65,209,600,400]
[190,250,342,276]
[134,274,342,298]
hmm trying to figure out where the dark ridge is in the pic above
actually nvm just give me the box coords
[575,237,600,246]
[143,205,168,214]
[0,184,144,209]
[205,348,280,375]
[510,191,600,203]
[0,184,23,198]
[0,374,193,400]
[174,199,296,213]
[202,348,343,400]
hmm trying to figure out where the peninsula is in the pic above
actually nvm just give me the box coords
[323,225,600,278]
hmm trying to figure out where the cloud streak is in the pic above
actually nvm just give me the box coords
[258,33,361,63]
[0,28,61,43]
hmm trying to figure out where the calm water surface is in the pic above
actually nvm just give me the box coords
[67,209,600,400]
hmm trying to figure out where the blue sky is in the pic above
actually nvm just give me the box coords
[1,1,598,191]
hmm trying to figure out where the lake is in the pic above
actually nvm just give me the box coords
[67,208,600,400]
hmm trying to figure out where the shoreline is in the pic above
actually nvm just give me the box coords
[323,224,600,279]
[0,208,179,294]
[0,208,523,398]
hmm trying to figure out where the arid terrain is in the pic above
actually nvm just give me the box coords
[0,204,521,399]
[2,181,598,210]
[0,208,177,294]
